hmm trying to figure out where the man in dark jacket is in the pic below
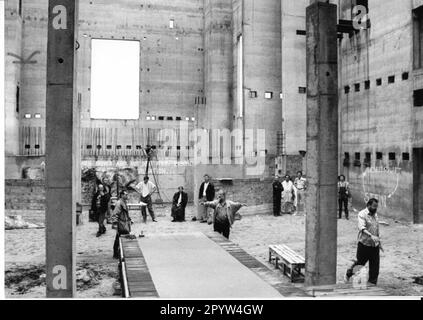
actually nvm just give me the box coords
[272,175,283,216]
[95,184,112,237]
[171,186,188,222]
[110,190,131,259]
[195,174,215,223]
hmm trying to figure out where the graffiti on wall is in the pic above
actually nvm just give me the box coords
[362,166,401,208]
[7,51,40,64]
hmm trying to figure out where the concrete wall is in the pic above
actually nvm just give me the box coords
[281,0,308,156]
[5,179,45,210]
[243,0,282,159]
[5,0,23,178]
[338,0,422,221]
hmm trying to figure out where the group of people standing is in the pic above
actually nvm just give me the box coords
[272,172,352,220]
[96,171,381,287]
[272,171,308,216]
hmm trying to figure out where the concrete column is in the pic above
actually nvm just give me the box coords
[193,0,234,207]
[45,0,78,298]
[243,0,282,178]
[305,1,338,286]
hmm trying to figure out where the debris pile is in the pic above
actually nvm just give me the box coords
[5,263,119,295]
[5,215,44,230]
[5,265,45,294]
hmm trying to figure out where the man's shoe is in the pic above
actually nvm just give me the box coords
[344,271,352,283]
[192,217,197,222]
[153,219,158,223]
[96,232,102,238]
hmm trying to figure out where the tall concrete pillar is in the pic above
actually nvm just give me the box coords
[305,1,338,286]
[243,0,282,178]
[193,0,234,206]
[45,0,78,298]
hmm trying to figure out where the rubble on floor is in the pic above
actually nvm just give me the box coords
[5,215,44,230]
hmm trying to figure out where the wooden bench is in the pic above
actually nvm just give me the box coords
[269,245,305,283]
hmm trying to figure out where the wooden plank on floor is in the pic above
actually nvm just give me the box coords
[121,238,159,298]
[206,232,310,298]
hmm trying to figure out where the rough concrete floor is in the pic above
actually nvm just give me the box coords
[5,205,423,298]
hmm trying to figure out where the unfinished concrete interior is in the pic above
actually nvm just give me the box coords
[4,0,423,299]
[6,0,423,223]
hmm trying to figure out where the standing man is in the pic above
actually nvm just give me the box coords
[95,184,112,237]
[294,171,308,214]
[345,198,382,286]
[135,176,157,223]
[203,190,246,239]
[171,186,188,222]
[195,174,215,223]
[338,175,350,220]
[272,175,283,216]
[111,191,132,259]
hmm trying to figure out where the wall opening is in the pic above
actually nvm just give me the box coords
[413,148,423,224]
[413,6,423,70]
[237,34,244,117]
[90,39,140,119]
[16,85,20,113]
[414,89,423,107]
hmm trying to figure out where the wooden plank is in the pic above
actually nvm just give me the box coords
[120,238,159,299]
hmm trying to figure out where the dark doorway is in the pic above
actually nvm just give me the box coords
[413,148,423,224]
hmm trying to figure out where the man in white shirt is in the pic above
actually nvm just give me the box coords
[294,171,308,214]
[345,198,381,286]
[135,176,157,223]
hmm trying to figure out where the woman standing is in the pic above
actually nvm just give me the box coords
[281,175,296,214]
[338,175,350,220]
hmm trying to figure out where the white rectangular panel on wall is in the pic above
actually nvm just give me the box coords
[90,39,140,120]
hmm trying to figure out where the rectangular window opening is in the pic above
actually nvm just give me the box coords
[403,152,410,161]
[250,91,258,98]
[388,75,395,84]
[344,86,350,94]
[376,152,383,160]
[237,35,244,117]
[376,78,382,86]
[414,89,423,107]
[90,39,140,120]
[364,80,370,90]
[16,86,20,113]
[389,152,396,161]
[265,92,273,99]
[354,83,360,92]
